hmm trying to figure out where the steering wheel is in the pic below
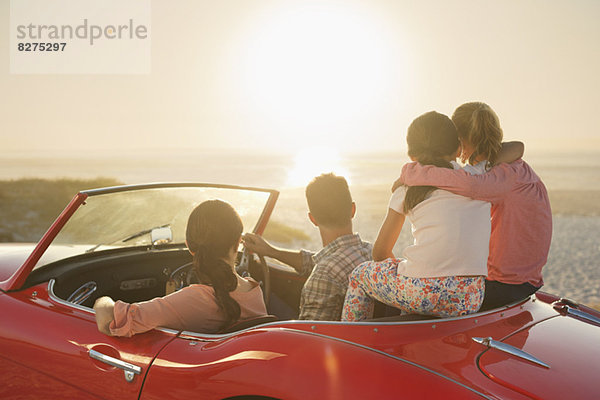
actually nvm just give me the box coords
[168,262,197,292]
[168,249,270,305]
[66,281,98,305]
[236,248,271,306]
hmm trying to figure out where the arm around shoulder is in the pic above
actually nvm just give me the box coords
[401,161,516,203]
[400,162,475,194]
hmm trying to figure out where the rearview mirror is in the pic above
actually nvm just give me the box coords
[151,227,172,246]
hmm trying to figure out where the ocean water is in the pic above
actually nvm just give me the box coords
[1,149,599,305]
[2,148,599,190]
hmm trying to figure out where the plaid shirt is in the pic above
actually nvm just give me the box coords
[298,234,372,321]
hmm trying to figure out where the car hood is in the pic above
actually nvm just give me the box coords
[477,312,600,399]
[0,243,91,282]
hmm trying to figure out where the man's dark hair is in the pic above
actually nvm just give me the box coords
[305,173,353,228]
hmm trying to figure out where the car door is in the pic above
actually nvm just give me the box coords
[0,280,177,400]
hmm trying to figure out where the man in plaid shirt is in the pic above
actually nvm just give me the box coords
[243,173,372,321]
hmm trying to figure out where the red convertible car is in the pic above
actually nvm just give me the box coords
[1,183,599,399]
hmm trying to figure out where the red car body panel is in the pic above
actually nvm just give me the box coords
[0,282,177,400]
[266,301,555,399]
[479,314,600,399]
[140,328,485,400]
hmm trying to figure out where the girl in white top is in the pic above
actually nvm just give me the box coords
[341,111,490,321]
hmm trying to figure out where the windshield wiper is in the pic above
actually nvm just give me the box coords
[86,223,171,253]
[121,223,170,243]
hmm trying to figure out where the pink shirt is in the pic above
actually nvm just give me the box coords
[400,159,552,287]
[109,279,267,336]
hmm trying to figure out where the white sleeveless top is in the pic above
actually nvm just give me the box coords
[388,161,490,278]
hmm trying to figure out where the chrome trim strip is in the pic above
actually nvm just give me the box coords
[48,279,180,335]
[473,337,550,369]
[565,306,600,325]
[48,279,91,313]
[181,297,534,340]
[82,182,278,197]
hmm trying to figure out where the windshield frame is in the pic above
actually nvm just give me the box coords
[83,182,278,236]
[0,183,278,291]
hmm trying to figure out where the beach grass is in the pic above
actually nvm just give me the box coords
[0,177,123,242]
[263,219,311,244]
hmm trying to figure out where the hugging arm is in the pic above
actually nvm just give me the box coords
[372,208,406,262]
[399,162,516,204]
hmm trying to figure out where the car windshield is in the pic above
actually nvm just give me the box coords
[35,185,273,269]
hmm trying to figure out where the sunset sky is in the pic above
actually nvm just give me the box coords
[1,0,599,156]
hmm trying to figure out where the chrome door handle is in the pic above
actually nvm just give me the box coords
[89,349,142,382]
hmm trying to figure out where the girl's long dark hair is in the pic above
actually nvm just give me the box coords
[186,199,243,329]
[403,111,460,213]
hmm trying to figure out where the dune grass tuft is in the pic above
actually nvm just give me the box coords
[0,177,123,242]
[262,219,311,245]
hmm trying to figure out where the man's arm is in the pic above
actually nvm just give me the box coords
[398,162,517,204]
[242,233,306,273]
[495,141,524,164]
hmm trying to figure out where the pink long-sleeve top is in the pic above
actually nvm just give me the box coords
[109,278,267,336]
[400,159,552,287]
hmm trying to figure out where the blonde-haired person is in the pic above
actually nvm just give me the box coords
[397,102,551,310]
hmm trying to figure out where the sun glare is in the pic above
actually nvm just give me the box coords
[230,3,397,151]
[286,147,351,188]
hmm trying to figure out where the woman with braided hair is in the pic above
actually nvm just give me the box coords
[94,200,267,336]
[398,102,551,310]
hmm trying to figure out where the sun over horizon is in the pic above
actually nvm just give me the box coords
[1,0,599,158]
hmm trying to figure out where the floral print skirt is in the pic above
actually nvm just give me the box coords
[341,258,485,321]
